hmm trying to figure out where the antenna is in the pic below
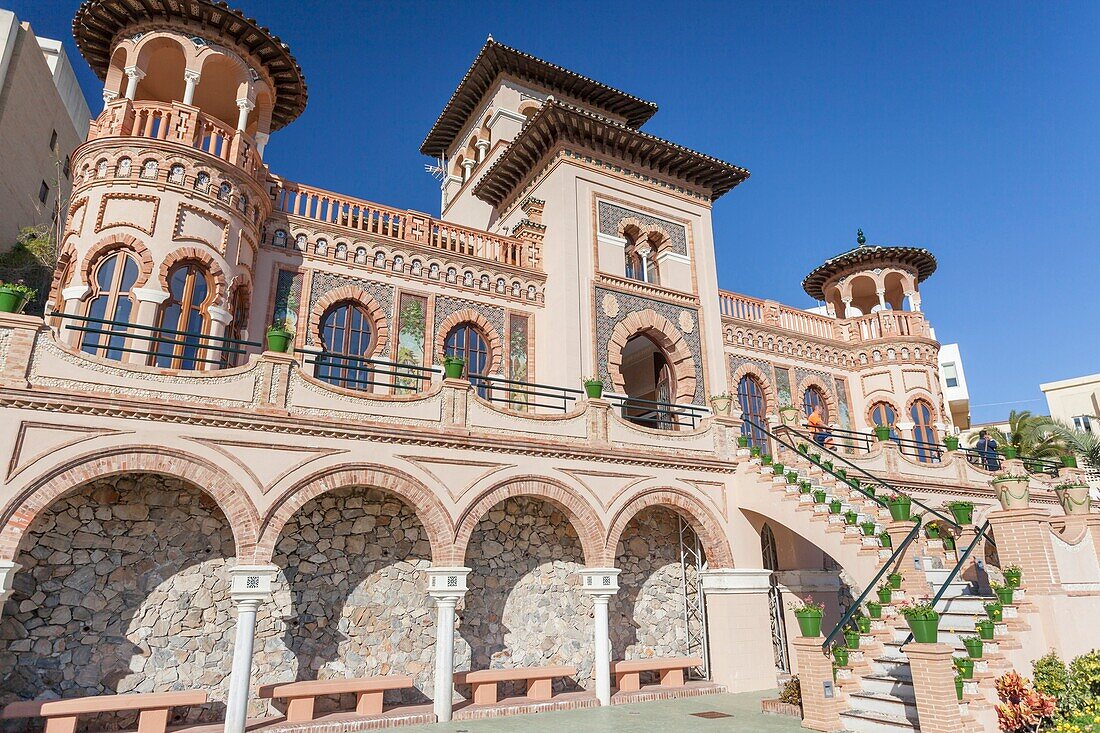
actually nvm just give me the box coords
[424,155,447,188]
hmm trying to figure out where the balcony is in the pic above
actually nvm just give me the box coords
[86,99,264,179]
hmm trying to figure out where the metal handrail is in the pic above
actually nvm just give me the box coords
[468,373,582,413]
[900,520,992,645]
[53,312,261,348]
[605,394,708,430]
[822,521,923,650]
[298,348,436,391]
[54,312,260,366]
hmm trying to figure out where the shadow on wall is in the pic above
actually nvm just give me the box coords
[456,496,591,699]
[0,474,235,732]
[257,487,435,715]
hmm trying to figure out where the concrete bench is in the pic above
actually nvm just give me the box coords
[613,656,702,691]
[0,691,208,733]
[257,675,414,722]
[453,665,576,705]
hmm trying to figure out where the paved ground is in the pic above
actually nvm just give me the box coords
[402,691,801,733]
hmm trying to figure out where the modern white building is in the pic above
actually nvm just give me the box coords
[937,342,970,430]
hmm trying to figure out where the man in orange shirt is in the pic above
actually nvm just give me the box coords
[807,406,830,448]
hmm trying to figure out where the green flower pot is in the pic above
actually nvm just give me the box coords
[995,587,1014,605]
[762,454,773,466]
[866,601,882,619]
[879,532,893,548]
[794,609,823,637]
[786,471,798,484]
[954,657,974,680]
[797,443,809,454]
[906,613,939,643]
[773,463,785,475]
[1061,455,1078,468]
[888,573,903,590]
[1001,446,1018,460]
[874,425,892,442]
[877,587,893,604]
[1003,569,1022,588]
[942,536,956,551]
[861,521,877,536]
[0,286,29,314]
[948,503,974,525]
[832,647,849,667]
[844,511,858,526]
[943,436,960,451]
[956,676,964,700]
[925,524,940,539]
[750,446,761,457]
[976,619,995,640]
[888,496,912,521]
[844,629,860,649]
[829,500,843,514]
[856,616,871,634]
[443,357,465,379]
[813,490,827,504]
[963,637,984,659]
[737,436,750,448]
[799,481,812,494]
[584,380,604,399]
[985,602,1003,622]
[264,327,292,353]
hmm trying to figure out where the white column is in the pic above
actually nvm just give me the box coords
[427,567,470,723]
[223,565,278,733]
[578,568,620,706]
[60,285,90,347]
[236,98,255,132]
[461,159,475,183]
[123,67,145,100]
[475,140,490,163]
[254,132,270,156]
[841,297,854,318]
[183,70,201,105]
[0,561,20,621]
[876,290,887,311]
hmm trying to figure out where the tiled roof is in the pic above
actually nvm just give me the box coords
[802,245,937,300]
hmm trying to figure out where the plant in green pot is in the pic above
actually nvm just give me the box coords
[1002,565,1022,588]
[772,463,785,475]
[954,656,974,680]
[887,572,903,590]
[992,473,1030,510]
[874,425,892,442]
[750,445,762,457]
[1054,480,1091,516]
[943,435,960,451]
[797,443,809,454]
[813,489,827,504]
[946,500,974,525]
[1061,454,1078,469]
[897,599,939,643]
[885,493,912,521]
[789,597,825,637]
[975,618,995,640]
[831,643,849,667]
[960,634,984,659]
[0,281,36,314]
[855,615,872,634]
[866,601,882,619]
[942,535,956,551]
[583,378,605,399]
[877,583,893,604]
[799,480,812,494]
[761,454,773,466]
[848,477,862,492]
[822,460,834,472]
[835,468,847,480]
[991,581,1014,606]
[829,499,843,514]
[737,435,750,448]
[860,520,877,536]
[924,520,941,540]
[878,531,893,548]
[1000,446,1018,460]
[442,355,466,379]
[264,319,293,353]
[786,471,799,484]
[955,673,964,701]
[843,628,861,649]
[843,509,858,526]
[984,601,1003,622]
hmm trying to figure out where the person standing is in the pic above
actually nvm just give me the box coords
[976,429,1001,471]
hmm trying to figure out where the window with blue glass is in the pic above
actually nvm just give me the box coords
[81,250,139,362]
[153,262,213,370]
[738,374,769,453]
[318,301,373,390]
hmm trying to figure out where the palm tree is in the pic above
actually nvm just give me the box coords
[968,410,1065,459]
[1051,423,1100,472]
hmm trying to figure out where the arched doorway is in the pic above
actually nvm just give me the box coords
[761,524,789,673]
[620,334,676,430]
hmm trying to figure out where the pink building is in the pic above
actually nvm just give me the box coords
[1,3,1098,733]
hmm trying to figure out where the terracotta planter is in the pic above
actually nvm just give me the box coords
[794,609,823,637]
[264,328,292,353]
[994,477,1030,510]
[905,614,939,643]
[1056,485,1091,516]
[0,286,29,314]
[710,395,732,416]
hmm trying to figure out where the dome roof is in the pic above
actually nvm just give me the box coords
[802,240,937,301]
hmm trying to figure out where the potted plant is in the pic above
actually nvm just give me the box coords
[786,471,799,484]
[829,499,843,514]
[848,477,862,491]
[942,535,956,551]
[897,600,940,643]
[835,468,847,480]
[0,280,36,314]
[866,601,882,619]
[844,628,861,649]
[761,454,773,466]
[887,572,904,590]
[873,425,892,442]
[1061,454,1078,469]
[954,656,974,680]
[886,493,912,521]
[975,618,995,640]
[813,489,827,504]
[984,601,1003,622]
[843,509,859,526]
[946,500,974,525]
[943,434,960,451]
[879,530,893,548]
[831,643,849,667]
[1002,565,1022,588]
[955,673,964,701]
[797,443,809,454]
[789,597,825,637]
[877,583,893,604]
[961,634,984,659]
[799,480,812,494]
[823,460,834,472]
[860,520,877,536]
[779,402,800,427]
[737,435,750,448]
[710,393,732,416]
[443,355,465,379]
[773,463,785,475]
[584,378,605,399]
[750,445,761,457]
[1000,446,1018,460]
[991,581,1014,606]
[992,473,1030,510]
[855,615,872,634]
[924,520,941,540]
[1054,480,1091,516]
[265,319,293,353]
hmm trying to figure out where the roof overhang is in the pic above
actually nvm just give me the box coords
[802,245,937,300]
[73,0,307,130]
[471,100,749,209]
[420,39,658,158]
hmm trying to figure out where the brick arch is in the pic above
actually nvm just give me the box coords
[605,489,733,569]
[159,246,228,304]
[795,373,837,423]
[450,477,605,567]
[617,217,670,252]
[866,397,902,430]
[80,233,155,292]
[729,362,775,416]
[49,244,78,305]
[308,285,390,355]
[607,309,697,402]
[0,446,260,563]
[256,465,453,565]
[435,309,503,374]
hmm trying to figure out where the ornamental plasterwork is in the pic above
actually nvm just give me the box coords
[601,293,619,318]
[597,201,688,256]
[678,310,695,334]
[305,272,395,347]
[286,371,447,428]
[434,295,505,355]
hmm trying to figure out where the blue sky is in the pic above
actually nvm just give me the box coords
[14,0,1099,424]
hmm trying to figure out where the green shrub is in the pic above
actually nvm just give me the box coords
[1033,652,1072,716]
[778,676,801,706]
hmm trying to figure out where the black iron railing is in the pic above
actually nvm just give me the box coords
[54,312,260,367]
[468,373,583,413]
[803,423,876,454]
[605,394,708,431]
[299,349,436,392]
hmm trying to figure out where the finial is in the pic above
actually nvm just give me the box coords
[857,228,866,247]
[487,33,494,42]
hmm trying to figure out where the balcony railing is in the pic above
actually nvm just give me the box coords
[468,373,583,413]
[298,349,436,393]
[88,99,262,178]
[605,394,709,431]
[268,178,538,271]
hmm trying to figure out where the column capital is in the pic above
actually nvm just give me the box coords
[102,90,119,103]
[124,66,146,80]
[208,305,233,326]
[228,564,279,607]
[577,567,620,597]
[700,568,772,594]
[236,97,255,111]
[427,566,471,601]
[475,139,490,151]
[184,69,202,83]
[132,287,171,305]
[62,284,90,302]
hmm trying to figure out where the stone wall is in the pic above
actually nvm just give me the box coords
[0,474,237,731]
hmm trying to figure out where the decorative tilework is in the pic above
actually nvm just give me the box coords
[595,287,703,404]
[597,202,688,256]
[271,269,302,330]
[306,272,395,346]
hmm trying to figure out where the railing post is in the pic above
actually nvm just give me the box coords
[442,374,470,427]
[257,350,295,413]
[587,396,611,445]
[792,637,845,731]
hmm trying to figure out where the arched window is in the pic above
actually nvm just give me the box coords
[354,247,367,264]
[870,402,898,440]
[116,158,131,177]
[140,159,158,179]
[217,182,232,202]
[625,235,659,284]
[168,164,185,184]
[317,301,374,390]
[81,250,139,361]
[803,385,829,422]
[193,171,210,192]
[910,399,938,462]
[444,322,490,396]
[153,262,213,370]
[737,374,768,453]
[96,159,108,178]
[335,242,348,260]
[272,229,287,247]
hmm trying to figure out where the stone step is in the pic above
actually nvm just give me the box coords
[847,690,920,722]
[871,656,913,681]
[860,674,917,701]
[935,595,994,615]
[840,707,921,733]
